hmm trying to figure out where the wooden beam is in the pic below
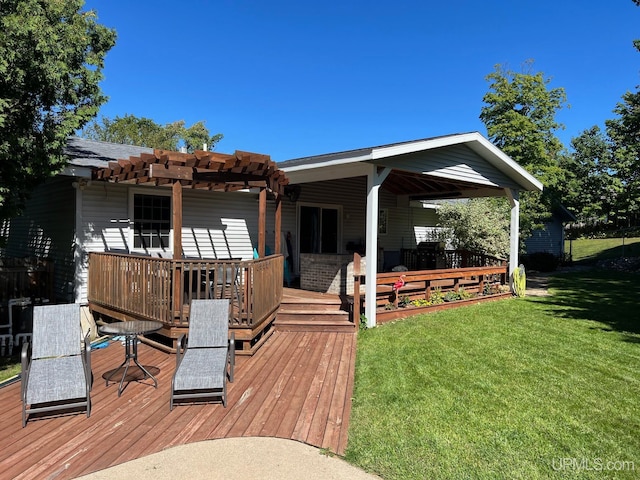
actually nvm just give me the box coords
[193,171,266,183]
[149,164,194,181]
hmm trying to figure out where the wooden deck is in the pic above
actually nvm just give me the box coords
[0,330,356,479]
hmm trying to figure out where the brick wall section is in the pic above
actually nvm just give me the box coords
[300,253,367,295]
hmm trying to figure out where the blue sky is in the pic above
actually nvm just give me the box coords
[83,0,639,162]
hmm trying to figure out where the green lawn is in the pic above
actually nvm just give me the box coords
[566,237,640,262]
[0,354,21,383]
[345,269,640,479]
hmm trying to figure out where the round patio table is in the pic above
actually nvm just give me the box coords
[99,320,163,397]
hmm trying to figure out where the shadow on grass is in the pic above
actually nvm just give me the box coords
[541,269,640,337]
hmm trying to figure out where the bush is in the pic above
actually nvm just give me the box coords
[430,288,445,304]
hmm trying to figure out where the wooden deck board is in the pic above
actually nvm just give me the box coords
[0,330,356,479]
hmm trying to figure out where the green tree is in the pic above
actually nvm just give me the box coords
[605,90,640,227]
[597,0,640,228]
[82,115,223,152]
[562,126,619,225]
[479,61,569,239]
[0,0,116,220]
[480,61,567,177]
[436,198,511,259]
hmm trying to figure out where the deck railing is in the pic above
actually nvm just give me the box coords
[374,265,508,307]
[352,252,509,324]
[88,252,283,331]
[401,248,506,270]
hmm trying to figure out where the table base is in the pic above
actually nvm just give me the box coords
[104,336,159,396]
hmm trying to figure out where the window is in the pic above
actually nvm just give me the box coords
[299,205,340,254]
[132,194,171,249]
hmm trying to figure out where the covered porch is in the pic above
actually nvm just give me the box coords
[278,132,544,327]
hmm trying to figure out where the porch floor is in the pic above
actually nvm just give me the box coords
[0,330,356,480]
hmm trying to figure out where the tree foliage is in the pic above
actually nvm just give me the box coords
[562,0,640,230]
[561,127,619,224]
[82,115,223,153]
[479,61,568,240]
[480,61,567,178]
[436,198,511,259]
[0,0,116,220]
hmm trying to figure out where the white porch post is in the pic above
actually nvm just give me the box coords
[365,165,392,328]
[506,188,520,284]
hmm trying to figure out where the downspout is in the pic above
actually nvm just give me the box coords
[505,188,520,286]
[364,165,392,328]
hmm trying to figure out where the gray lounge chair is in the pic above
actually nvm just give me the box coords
[171,299,234,410]
[21,303,92,427]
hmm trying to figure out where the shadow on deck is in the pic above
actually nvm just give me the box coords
[0,330,356,479]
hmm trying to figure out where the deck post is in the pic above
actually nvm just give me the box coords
[172,180,183,259]
[275,193,282,255]
[506,188,520,287]
[353,252,361,327]
[172,180,183,316]
[258,188,266,257]
[364,165,391,328]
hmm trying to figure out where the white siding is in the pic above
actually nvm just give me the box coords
[182,189,261,259]
[294,177,368,252]
[380,144,520,189]
[76,183,278,302]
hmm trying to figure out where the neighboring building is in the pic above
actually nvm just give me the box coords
[525,204,576,259]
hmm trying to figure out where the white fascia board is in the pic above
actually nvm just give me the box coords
[284,161,373,184]
[60,166,94,178]
[464,135,543,192]
[370,133,478,160]
[372,132,543,193]
[281,151,372,173]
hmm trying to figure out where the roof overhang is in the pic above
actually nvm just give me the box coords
[279,132,543,196]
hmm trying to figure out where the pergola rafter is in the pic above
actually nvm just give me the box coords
[92,148,289,262]
[93,149,289,195]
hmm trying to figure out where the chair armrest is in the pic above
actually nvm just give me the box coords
[228,332,235,383]
[21,341,31,398]
[175,334,186,369]
[83,331,92,390]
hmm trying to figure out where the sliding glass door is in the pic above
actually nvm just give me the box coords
[298,204,340,254]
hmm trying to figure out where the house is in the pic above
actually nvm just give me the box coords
[1,131,542,342]
[524,204,576,260]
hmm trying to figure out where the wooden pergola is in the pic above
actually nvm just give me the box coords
[92,148,289,258]
[88,148,291,354]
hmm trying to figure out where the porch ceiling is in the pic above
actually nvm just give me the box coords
[92,149,289,195]
[382,169,503,199]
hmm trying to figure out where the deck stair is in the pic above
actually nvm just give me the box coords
[275,288,356,333]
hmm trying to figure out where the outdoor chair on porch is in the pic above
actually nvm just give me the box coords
[170,299,235,410]
[21,303,92,427]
